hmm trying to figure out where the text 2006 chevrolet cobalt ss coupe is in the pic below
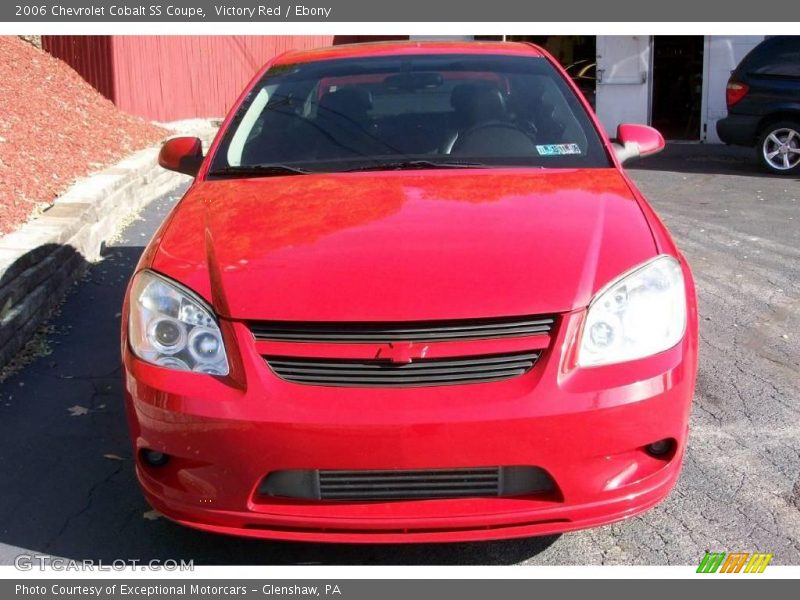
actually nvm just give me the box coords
[122,41,697,543]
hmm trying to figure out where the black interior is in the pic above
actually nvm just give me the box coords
[214,53,611,172]
[242,81,565,163]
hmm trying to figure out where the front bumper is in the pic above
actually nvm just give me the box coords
[123,302,697,543]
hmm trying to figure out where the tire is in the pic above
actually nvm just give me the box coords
[756,120,800,175]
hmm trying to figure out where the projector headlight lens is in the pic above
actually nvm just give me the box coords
[129,270,229,375]
[578,255,686,367]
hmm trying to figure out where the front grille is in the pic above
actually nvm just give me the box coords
[249,315,555,343]
[265,350,540,387]
[321,468,499,500]
[259,466,555,501]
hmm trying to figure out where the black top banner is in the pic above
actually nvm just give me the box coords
[4,0,800,22]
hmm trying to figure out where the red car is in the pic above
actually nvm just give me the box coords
[122,41,697,543]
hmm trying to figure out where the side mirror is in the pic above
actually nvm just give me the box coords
[158,137,204,177]
[613,124,665,164]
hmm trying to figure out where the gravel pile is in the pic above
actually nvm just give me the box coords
[0,36,167,234]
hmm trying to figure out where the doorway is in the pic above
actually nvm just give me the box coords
[651,36,704,140]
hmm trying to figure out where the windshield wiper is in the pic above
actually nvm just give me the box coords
[209,160,491,178]
[343,160,489,173]
[208,164,311,178]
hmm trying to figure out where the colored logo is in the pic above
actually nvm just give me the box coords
[697,552,773,573]
[374,342,429,364]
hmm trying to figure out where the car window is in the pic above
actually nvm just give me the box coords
[317,72,508,117]
[739,36,800,79]
[212,54,611,173]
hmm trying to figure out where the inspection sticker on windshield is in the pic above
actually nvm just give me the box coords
[536,143,582,156]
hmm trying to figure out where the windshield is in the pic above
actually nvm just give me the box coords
[209,53,611,175]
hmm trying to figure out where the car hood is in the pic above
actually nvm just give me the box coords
[150,169,657,321]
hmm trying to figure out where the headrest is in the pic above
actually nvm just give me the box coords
[318,86,373,120]
[450,83,481,112]
[466,87,507,122]
[450,83,507,122]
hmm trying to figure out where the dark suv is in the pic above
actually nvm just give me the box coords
[717,36,800,175]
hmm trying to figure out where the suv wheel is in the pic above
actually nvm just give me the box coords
[757,121,800,175]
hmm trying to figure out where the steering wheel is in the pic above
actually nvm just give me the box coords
[447,121,538,156]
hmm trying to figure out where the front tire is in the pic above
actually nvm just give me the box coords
[757,120,800,175]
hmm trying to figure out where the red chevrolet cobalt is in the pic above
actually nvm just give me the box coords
[122,41,697,543]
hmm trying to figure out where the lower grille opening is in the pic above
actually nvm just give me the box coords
[258,466,555,502]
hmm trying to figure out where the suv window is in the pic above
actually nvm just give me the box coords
[211,54,610,174]
[739,36,800,79]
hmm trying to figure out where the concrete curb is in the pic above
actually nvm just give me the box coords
[0,146,191,368]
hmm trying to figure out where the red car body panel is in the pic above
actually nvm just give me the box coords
[122,41,698,543]
[270,40,545,66]
[151,169,657,321]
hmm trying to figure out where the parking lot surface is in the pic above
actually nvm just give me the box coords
[0,144,798,565]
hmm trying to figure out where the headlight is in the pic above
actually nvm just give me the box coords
[578,255,686,367]
[128,270,229,375]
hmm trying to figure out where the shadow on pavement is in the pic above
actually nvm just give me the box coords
[626,142,798,179]
[0,244,89,368]
[0,188,560,565]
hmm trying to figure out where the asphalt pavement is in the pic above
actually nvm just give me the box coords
[0,144,797,566]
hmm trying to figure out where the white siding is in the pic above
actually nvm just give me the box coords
[702,36,766,142]
[594,36,652,137]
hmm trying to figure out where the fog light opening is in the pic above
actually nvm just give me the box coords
[141,448,170,467]
[645,439,675,458]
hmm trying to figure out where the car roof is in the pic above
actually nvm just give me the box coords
[272,40,546,66]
